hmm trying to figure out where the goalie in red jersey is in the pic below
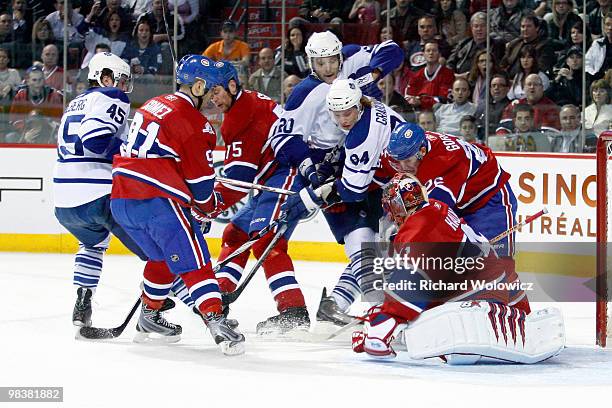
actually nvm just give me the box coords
[351,174,565,364]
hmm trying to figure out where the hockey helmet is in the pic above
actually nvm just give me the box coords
[88,52,133,93]
[175,54,221,92]
[382,173,429,225]
[388,122,427,161]
[216,60,241,89]
[327,78,362,112]
[305,31,343,71]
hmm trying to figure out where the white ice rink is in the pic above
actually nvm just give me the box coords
[1,252,611,408]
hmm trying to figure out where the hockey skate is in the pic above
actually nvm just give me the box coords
[316,288,355,327]
[193,305,239,329]
[134,302,182,344]
[256,307,311,337]
[201,312,245,356]
[73,287,93,327]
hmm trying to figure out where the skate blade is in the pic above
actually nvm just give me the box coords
[219,340,245,356]
[133,331,181,344]
[256,326,310,340]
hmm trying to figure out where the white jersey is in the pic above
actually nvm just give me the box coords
[269,40,403,155]
[338,100,404,202]
[53,87,130,208]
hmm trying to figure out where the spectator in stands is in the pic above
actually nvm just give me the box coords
[169,0,199,25]
[169,0,203,54]
[585,13,612,81]
[476,73,512,137]
[585,79,612,136]
[468,49,498,111]
[417,110,437,131]
[97,0,133,34]
[569,20,591,53]
[501,15,556,78]
[447,12,504,75]
[41,44,71,92]
[45,0,85,45]
[505,103,545,151]
[121,18,162,76]
[203,20,250,81]
[78,5,129,70]
[379,25,393,42]
[498,73,561,134]
[546,46,583,107]
[348,0,380,24]
[435,77,477,135]
[508,45,551,100]
[378,74,411,119]
[139,0,185,74]
[433,0,468,47]
[275,26,309,78]
[551,104,595,152]
[8,66,63,142]
[0,47,21,101]
[405,41,455,111]
[10,0,31,43]
[0,13,13,45]
[379,0,425,43]
[283,74,301,102]
[588,0,610,40]
[459,114,478,142]
[298,0,352,23]
[405,15,451,72]
[28,17,56,70]
[392,60,412,100]
[18,109,59,144]
[126,0,152,19]
[546,0,582,50]
[248,48,282,103]
[489,0,529,43]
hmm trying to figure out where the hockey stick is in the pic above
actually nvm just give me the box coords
[222,223,289,305]
[217,177,296,196]
[489,207,548,244]
[77,298,141,340]
[213,215,287,273]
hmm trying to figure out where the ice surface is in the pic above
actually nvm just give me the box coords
[1,253,611,407]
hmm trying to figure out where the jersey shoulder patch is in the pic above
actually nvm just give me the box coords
[284,76,323,111]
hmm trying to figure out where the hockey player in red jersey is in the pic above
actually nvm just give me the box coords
[380,122,529,313]
[110,55,245,355]
[203,62,310,335]
[351,174,564,363]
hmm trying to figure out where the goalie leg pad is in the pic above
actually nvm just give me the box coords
[402,301,565,364]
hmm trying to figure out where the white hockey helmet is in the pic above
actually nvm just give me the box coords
[305,31,343,71]
[88,52,133,93]
[327,78,362,112]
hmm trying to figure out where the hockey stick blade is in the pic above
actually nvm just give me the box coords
[77,298,141,340]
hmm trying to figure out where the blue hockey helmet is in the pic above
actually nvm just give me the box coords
[175,54,221,90]
[387,122,427,161]
[216,60,241,89]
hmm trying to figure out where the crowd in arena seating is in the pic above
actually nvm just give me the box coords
[0,0,611,152]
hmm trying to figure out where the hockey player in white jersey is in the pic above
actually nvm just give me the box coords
[270,32,403,325]
[53,52,189,329]
[282,79,404,324]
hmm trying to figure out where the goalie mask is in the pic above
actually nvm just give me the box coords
[88,52,133,93]
[382,173,428,226]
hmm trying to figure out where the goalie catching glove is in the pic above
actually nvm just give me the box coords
[281,181,341,223]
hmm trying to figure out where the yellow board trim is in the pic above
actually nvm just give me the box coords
[0,233,595,278]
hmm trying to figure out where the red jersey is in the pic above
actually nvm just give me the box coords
[405,65,455,110]
[215,90,281,209]
[111,92,217,210]
[391,199,508,312]
[496,96,561,135]
[376,131,510,214]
